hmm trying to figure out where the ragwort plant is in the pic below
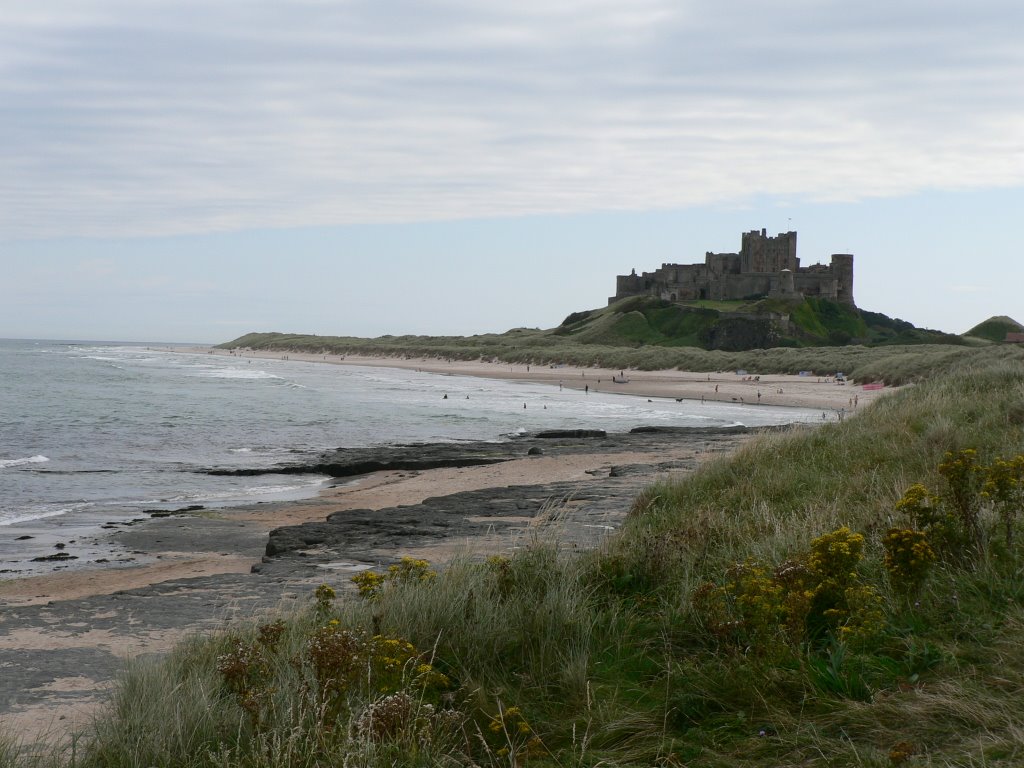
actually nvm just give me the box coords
[981,454,1024,547]
[216,619,288,729]
[314,582,336,615]
[483,705,547,764]
[352,557,437,599]
[882,527,937,596]
[305,622,449,724]
[353,691,468,757]
[894,449,1024,564]
[937,448,985,548]
[216,588,452,745]
[692,526,884,660]
[805,527,885,646]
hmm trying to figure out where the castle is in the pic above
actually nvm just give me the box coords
[610,230,854,307]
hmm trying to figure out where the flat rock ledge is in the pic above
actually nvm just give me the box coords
[249,426,778,577]
[204,425,760,479]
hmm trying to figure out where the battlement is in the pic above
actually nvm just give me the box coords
[610,230,854,307]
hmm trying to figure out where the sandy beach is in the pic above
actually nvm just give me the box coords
[0,350,895,742]
[189,346,889,412]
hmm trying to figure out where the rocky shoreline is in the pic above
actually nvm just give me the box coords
[0,425,782,741]
[204,425,750,479]
[245,425,765,573]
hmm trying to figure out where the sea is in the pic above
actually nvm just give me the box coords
[0,338,820,575]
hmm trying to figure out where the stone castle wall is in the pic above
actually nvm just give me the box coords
[610,229,854,306]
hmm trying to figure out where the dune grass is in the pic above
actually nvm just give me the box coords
[7,344,1024,766]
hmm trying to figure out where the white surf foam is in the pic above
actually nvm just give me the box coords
[198,368,284,380]
[0,455,50,470]
[244,482,323,496]
[0,502,87,527]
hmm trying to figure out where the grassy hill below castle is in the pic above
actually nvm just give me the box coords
[553,296,963,350]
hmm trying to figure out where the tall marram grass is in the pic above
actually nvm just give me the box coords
[615,345,1024,576]
[7,344,1024,766]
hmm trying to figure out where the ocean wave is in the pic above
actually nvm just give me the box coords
[0,502,88,527]
[197,369,284,381]
[0,455,50,470]
[136,477,326,507]
[244,481,324,496]
[229,446,300,455]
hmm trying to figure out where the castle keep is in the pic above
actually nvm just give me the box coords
[610,230,854,306]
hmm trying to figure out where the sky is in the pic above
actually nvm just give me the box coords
[1,0,1022,343]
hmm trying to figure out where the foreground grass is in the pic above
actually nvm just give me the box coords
[4,345,1024,767]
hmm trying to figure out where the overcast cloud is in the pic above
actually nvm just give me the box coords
[4,0,1024,239]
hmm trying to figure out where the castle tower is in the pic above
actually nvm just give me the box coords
[831,254,854,305]
[740,229,798,273]
[615,269,644,298]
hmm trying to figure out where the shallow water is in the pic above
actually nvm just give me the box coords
[0,338,819,532]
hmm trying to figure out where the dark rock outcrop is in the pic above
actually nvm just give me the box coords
[203,426,752,481]
[534,429,607,439]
